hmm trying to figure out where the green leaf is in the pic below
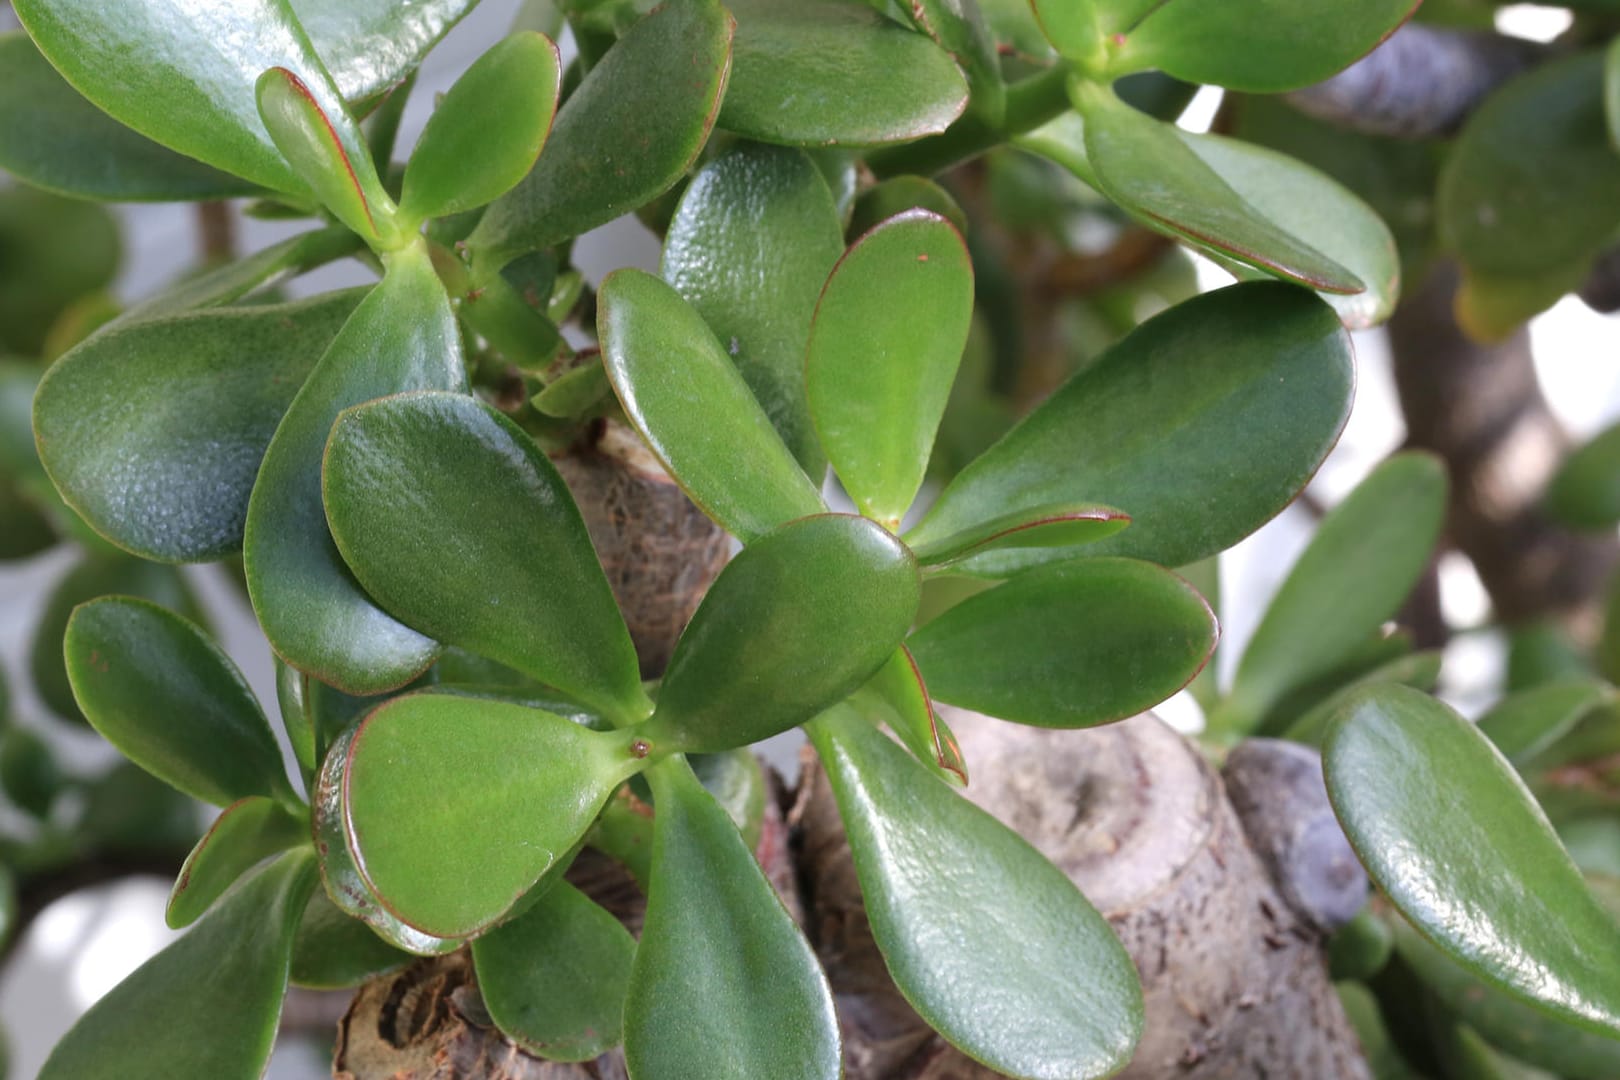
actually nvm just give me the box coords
[473,881,634,1062]
[851,646,967,786]
[64,597,295,808]
[1607,36,1620,151]
[272,659,318,782]
[597,269,825,542]
[284,0,476,103]
[166,796,307,929]
[39,851,316,1080]
[643,514,918,752]
[907,282,1353,571]
[847,174,969,238]
[1223,453,1447,730]
[720,0,968,147]
[1074,83,1363,295]
[34,290,363,563]
[909,557,1215,728]
[116,226,361,324]
[624,757,840,1080]
[1479,680,1617,766]
[907,503,1131,568]
[1277,649,1444,746]
[0,186,120,356]
[399,32,561,223]
[321,391,646,722]
[467,0,733,272]
[807,707,1142,1078]
[0,727,63,819]
[290,887,411,989]
[244,245,463,695]
[806,209,974,524]
[1030,0,1101,62]
[0,32,258,200]
[1324,684,1620,1039]
[910,0,1005,124]
[662,142,846,476]
[1111,0,1416,92]
[341,693,644,938]
[1547,419,1620,529]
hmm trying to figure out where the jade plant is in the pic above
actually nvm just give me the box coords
[4,0,1620,1077]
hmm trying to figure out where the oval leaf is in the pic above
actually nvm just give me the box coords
[321,391,646,722]
[1479,680,1617,767]
[290,887,411,990]
[907,502,1130,567]
[285,0,476,103]
[806,209,975,525]
[644,514,920,752]
[598,268,825,542]
[1547,418,1620,529]
[1324,684,1620,1038]
[851,646,967,786]
[167,796,307,929]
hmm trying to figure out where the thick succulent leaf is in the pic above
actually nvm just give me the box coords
[400,32,561,222]
[0,32,257,200]
[1112,0,1417,92]
[14,0,359,193]
[166,796,307,929]
[624,758,841,1080]
[1547,419,1620,529]
[720,0,968,147]
[472,881,635,1062]
[1224,453,1447,730]
[910,0,1005,124]
[64,597,295,808]
[285,0,476,103]
[117,226,361,324]
[644,514,919,752]
[38,851,315,1080]
[1278,649,1444,746]
[1031,0,1100,60]
[1479,680,1617,766]
[597,269,824,542]
[342,693,644,938]
[0,185,120,356]
[808,707,1142,1078]
[907,282,1353,571]
[847,175,969,238]
[1324,684,1620,1038]
[662,142,845,475]
[852,646,967,786]
[909,557,1216,728]
[290,887,411,989]
[34,290,362,563]
[244,245,463,695]
[468,0,733,271]
[907,503,1130,568]
[322,391,646,722]
[806,209,974,524]
[1455,264,1586,343]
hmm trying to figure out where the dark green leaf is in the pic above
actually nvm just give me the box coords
[1278,649,1444,746]
[290,886,411,989]
[689,749,768,849]
[907,283,1353,570]
[116,226,361,324]
[166,796,306,928]
[910,0,1005,124]
[624,758,840,1080]
[0,727,62,818]
[80,762,202,858]
[598,268,824,542]
[851,646,967,786]
[273,659,318,781]
[907,503,1130,568]
[644,514,919,752]
[285,0,476,103]
[847,175,969,238]
[1547,419,1620,529]
[1480,680,1616,766]
[0,185,120,355]
[244,245,463,695]
[808,707,1142,1078]
[1325,684,1620,1038]
[321,391,647,722]
[473,881,634,1062]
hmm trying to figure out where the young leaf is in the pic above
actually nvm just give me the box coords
[472,881,635,1062]
[1479,680,1617,766]
[244,244,463,695]
[720,0,968,147]
[38,851,316,1080]
[166,796,307,929]
[468,0,733,272]
[1547,419,1620,529]
[642,514,920,753]
[851,646,967,786]
[624,758,841,1080]
[806,209,974,525]
[907,282,1353,571]
[1324,684,1620,1039]
[662,142,846,476]
[597,269,825,542]
[399,32,561,223]
[909,557,1216,728]
[290,887,411,989]
[64,597,295,808]
[34,290,363,563]
[321,391,647,723]
[341,693,645,938]
[1223,453,1447,731]
[807,707,1143,1078]
[906,503,1130,568]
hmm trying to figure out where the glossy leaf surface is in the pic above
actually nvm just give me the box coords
[853,646,967,786]
[116,226,360,324]
[1547,419,1620,529]
[847,175,969,238]
[624,759,840,1080]
[473,881,634,1062]
[34,290,362,562]
[38,852,315,1080]
[64,598,294,808]
[1479,680,1615,765]
[908,283,1353,570]
[808,708,1142,1078]
[598,269,824,542]
[468,0,733,270]
[912,0,1003,122]
[646,514,919,752]
[907,503,1130,567]
[286,0,476,103]
[166,796,306,929]
[322,391,645,721]
[806,210,974,524]
[1325,684,1620,1038]
[290,887,410,989]
[342,694,642,938]
[244,245,462,694]
[662,142,845,474]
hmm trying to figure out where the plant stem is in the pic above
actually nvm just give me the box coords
[866,63,1073,179]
